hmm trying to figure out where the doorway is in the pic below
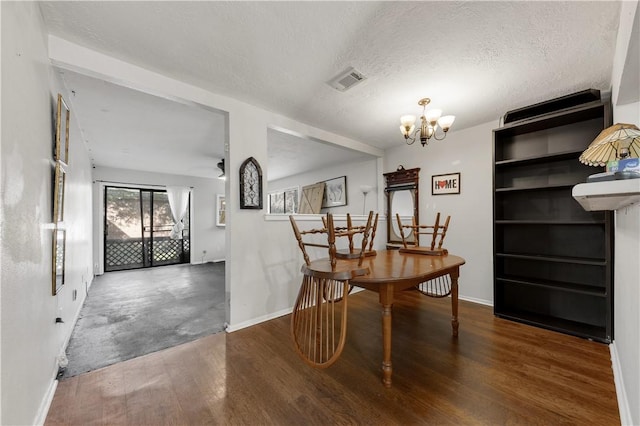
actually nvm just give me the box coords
[104,186,190,272]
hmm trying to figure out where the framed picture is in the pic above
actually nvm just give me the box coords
[55,94,70,165]
[52,228,66,295]
[268,187,299,214]
[432,172,461,195]
[269,191,284,214]
[53,161,66,223]
[299,182,325,214]
[216,194,226,227]
[284,187,299,213]
[321,176,347,208]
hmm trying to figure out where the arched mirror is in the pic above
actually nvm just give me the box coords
[384,166,420,247]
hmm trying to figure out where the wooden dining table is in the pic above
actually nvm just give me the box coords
[348,249,466,387]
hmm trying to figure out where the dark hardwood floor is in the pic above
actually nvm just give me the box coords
[46,289,620,425]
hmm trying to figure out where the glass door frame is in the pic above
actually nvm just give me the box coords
[103,185,191,272]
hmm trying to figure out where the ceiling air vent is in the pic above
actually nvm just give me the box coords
[327,67,367,92]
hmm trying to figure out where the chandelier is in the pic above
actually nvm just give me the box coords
[399,98,455,146]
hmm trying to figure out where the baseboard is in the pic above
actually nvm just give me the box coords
[190,258,226,265]
[38,277,91,425]
[226,307,292,332]
[459,294,493,307]
[227,287,365,332]
[34,375,58,426]
[610,342,633,425]
[62,281,90,352]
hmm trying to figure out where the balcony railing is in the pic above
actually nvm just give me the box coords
[105,236,190,272]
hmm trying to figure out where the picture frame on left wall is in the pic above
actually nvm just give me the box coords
[53,161,66,223]
[52,228,66,295]
[55,93,70,165]
[216,194,226,227]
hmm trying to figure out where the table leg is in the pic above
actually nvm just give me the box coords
[450,268,459,337]
[381,303,392,387]
[380,284,394,387]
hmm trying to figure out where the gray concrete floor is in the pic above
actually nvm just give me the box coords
[63,262,225,378]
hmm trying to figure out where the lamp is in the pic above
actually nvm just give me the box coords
[360,185,373,215]
[400,98,455,147]
[579,123,640,167]
[217,158,226,180]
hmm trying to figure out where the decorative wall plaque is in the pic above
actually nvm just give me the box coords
[239,157,263,209]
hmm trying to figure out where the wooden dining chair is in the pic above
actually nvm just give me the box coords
[395,212,453,298]
[289,213,372,368]
[323,211,379,259]
[396,212,451,255]
[319,211,376,301]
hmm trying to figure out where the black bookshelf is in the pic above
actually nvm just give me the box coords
[493,92,614,343]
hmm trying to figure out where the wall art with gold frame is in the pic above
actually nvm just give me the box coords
[55,93,70,165]
[52,228,66,295]
[52,161,66,223]
[51,161,66,295]
[51,92,69,295]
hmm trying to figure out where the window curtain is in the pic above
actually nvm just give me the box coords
[166,186,191,239]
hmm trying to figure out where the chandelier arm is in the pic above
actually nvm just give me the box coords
[404,135,417,145]
[432,132,447,141]
[405,127,423,145]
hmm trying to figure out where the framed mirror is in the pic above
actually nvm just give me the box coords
[384,166,420,247]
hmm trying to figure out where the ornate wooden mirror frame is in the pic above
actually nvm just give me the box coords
[383,166,420,247]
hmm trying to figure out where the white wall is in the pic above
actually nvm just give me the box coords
[612,102,640,426]
[609,1,640,425]
[92,166,226,271]
[250,157,384,331]
[613,191,640,426]
[268,157,380,215]
[230,212,389,332]
[384,121,497,305]
[0,3,94,424]
[611,99,640,426]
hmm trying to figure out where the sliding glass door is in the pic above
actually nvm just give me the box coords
[104,186,190,272]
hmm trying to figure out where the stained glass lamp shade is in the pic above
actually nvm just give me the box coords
[579,123,640,167]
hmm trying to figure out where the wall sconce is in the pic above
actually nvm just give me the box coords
[400,98,455,147]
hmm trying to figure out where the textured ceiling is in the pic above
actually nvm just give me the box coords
[40,1,623,177]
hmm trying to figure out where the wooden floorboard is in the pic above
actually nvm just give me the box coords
[46,290,620,425]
